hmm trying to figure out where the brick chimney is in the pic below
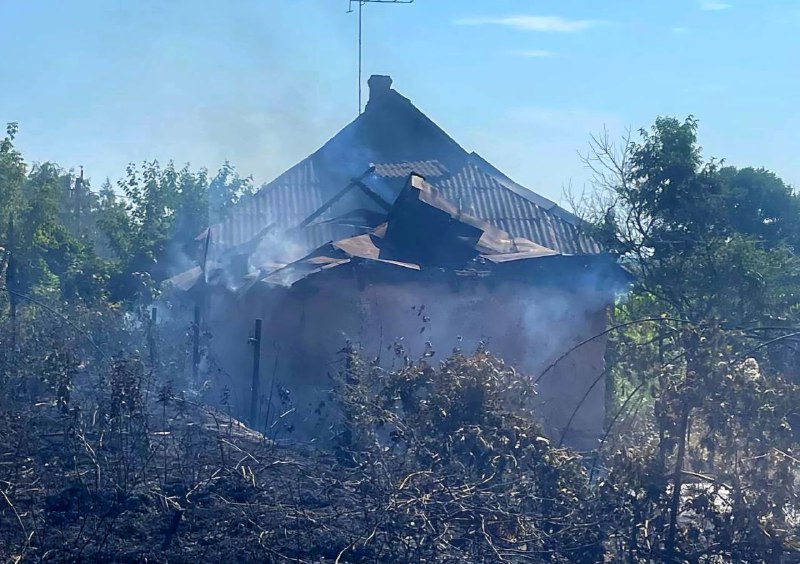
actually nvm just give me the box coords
[368,75,393,103]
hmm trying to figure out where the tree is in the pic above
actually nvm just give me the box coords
[10,163,108,303]
[580,118,800,561]
[0,123,24,217]
[583,116,800,326]
[96,160,249,304]
[208,160,254,224]
[717,166,800,249]
[0,123,26,316]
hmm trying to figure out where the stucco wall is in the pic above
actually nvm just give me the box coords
[204,269,609,450]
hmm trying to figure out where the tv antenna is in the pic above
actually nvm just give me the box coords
[348,0,414,115]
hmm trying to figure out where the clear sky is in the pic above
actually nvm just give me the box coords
[1,0,798,202]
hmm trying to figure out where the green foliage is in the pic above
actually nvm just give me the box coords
[1,123,249,308]
[208,160,255,224]
[599,324,799,562]
[98,159,252,304]
[717,166,800,249]
[0,162,104,304]
[587,116,800,324]
[0,123,25,230]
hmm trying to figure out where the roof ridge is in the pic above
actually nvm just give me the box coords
[373,89,470,160]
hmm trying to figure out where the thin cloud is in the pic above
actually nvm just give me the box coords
[454,15,604,33]
[509,49,555,58]
[700,1,732,10]
[671,26,691,34]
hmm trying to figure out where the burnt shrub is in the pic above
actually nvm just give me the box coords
[331,347,605,562]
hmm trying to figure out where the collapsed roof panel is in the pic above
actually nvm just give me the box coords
[255,173,592,289]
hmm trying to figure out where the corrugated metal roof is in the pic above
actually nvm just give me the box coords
[260,174,581,289]
[213,158,325,249]
[210,158,600,262]
[435,163,601,255]
[466,152,560,213]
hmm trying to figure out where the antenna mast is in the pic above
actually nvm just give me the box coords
[347,0,414,115]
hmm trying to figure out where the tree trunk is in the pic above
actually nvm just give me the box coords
[665,403,690,562]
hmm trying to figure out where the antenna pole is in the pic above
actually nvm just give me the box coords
[358,0,363,114]
[348,0,414,116]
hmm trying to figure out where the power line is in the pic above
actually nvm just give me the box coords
[347,0,414,115]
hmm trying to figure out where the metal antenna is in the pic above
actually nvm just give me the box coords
[347,0,414,115]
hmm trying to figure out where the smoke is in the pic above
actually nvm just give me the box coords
[521,267,622,369]
[520,288,597,369]
[188,4,354,188]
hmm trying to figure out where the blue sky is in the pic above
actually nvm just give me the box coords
[1,0,798,202]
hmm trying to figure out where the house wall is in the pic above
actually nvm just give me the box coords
[203,269,609,450]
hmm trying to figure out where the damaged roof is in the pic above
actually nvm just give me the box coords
[208,75,600,259]
[260,174,570,288]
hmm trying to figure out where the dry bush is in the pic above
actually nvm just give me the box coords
[330,346,604,562]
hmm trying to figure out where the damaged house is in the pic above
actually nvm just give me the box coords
[171,75,626,450]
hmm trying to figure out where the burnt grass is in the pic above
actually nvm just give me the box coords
[0,399,389,563]
[1,402,381,562]
[0,352,604,563]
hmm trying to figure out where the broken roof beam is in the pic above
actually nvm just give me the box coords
[297,166,379,228]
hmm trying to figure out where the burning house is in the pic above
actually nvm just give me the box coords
[171,75,626,450]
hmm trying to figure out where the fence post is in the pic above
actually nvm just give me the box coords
[192,305,201,381]
[148,307,158,369]
[249,319,263,426]
[6,216,17,354]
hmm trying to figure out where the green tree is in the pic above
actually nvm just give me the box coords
[718,166,800,249]
[0,123,26,315]
[0,123,25,228]
[97,159,251,304]
[208,160,254,224]
[1,123,248,308]
[585,117,800,325]
[12,163,107,302]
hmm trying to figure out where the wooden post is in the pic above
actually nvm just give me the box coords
[7,216,17,324]
[6,216,17,359]
[249,319,263,426]
[192,305,201,381]
[148,307,158,369]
